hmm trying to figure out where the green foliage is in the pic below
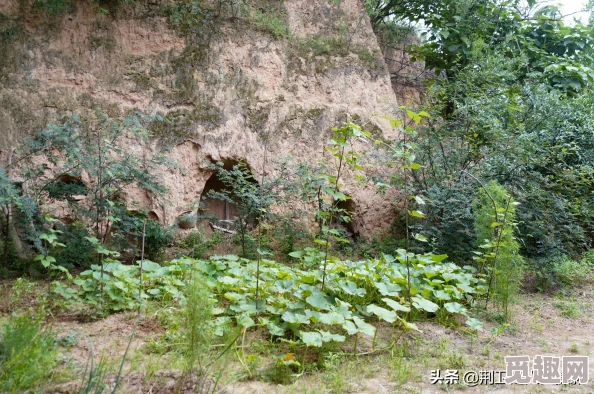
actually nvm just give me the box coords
[178,230,223,259]
[184,275,215,370]
[0,313,59,393]
[34,216,72,282]
[8,111,171,272]
[109,211,173,263]
[52,222,95,269]
[250,8,290,39]
[79,350,111,394]
[142,221,174,262]
[54,258,187,315]
[57,252,486,344]
[174,252,486,347]
[473,181,523,319]
[181,274,235,393]
[373,1,594,281]
[550,256,593,288]
[206,161,285,258]
[0,168,39,273]
[300,120,370,287]
[269,215,309,260]
[368,1,594,92]
[32,0,137,16]
[33,0,73,15]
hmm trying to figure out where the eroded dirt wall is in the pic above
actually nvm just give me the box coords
[0,0,399,236]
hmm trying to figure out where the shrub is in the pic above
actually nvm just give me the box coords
[409,182,476,263]
[250,9,290,39]
[474,181,524,320]
[53,222,94,269]
[551,256,592,287]
[143,221,174,262]
[110,211,173,263]
[178,230,223,259]
[0,313,59,393]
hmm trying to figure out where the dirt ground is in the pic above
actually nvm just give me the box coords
[44,284,594,394]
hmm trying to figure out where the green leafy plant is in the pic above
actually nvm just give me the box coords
[180,274,236,393]
[166,252,486,349]
[0,313,59,393]
[299,120,370,289]
[34,216,72,292]
[57,251,486,344]
[8,111,171,272]
[178,230,223,259]
[473,180,523,319]
[250,8,290,39]
[54,255,187,315]
[206,161,284,258]
[551,256,592,288]
[374,107,431,308]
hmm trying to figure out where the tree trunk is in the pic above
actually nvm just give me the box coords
[6,148,26,260]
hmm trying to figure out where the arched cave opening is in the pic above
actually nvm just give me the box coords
[198,160,259,233]
[334,198,358,239]
[47,174,87,201]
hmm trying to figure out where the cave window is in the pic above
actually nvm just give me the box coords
[47,174,88,201]
[200,173,238,222]
[334,198,357,238]
[198,160,260,232]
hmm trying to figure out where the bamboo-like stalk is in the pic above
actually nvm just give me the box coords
[139,219,146,303]
[255,136,268,315]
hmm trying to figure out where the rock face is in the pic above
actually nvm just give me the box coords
[0,0,399,237]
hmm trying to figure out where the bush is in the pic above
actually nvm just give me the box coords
[551,256,592,287]
[270,216,308,260]
[110,210,173,263]
[0,313,59,393]
[0,239,21,277]
[143,221,174,262]
[474,181,524,319]
[409,182,476,264]
[53,222,94,269]
[178,230,223,259]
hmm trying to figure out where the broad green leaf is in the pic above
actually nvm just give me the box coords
[430,254,448,263]
[465,317,483,330]
[318,311,346,325]
[139,260,161,271]
[367,304,397,323]
[268,322,286,337]
[282,311,310,324]
[400,319,422,332]
[340,281,366,296]
[236,314,255,328]
[353,317,376,336]
[319,330,345,343]
[408,210,425,218]
[342,320,358,335]
[375,281,401,296]
[306,293,332,310]
[444,302,466,314]
[413,233,428,242]
[412,296,439,313]
[300,331,323,347]
[433,290,451,301]
[382,297,411,312]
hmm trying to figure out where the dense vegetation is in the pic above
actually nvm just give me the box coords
[1,0,594,392]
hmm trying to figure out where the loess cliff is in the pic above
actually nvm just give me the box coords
[0,0,399,236]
